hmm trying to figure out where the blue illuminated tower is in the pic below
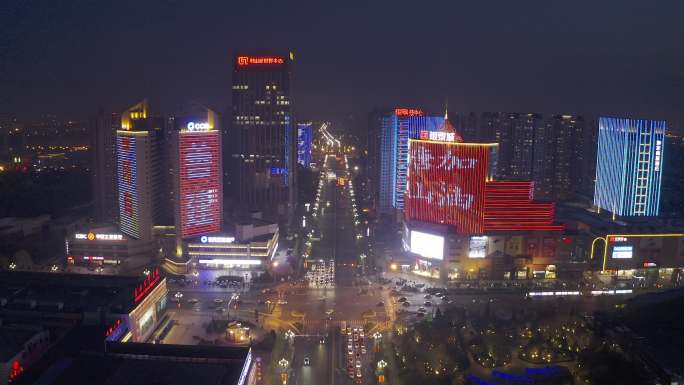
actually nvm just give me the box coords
[593,117,666,217]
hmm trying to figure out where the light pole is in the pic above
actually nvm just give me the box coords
[174,291,183,309]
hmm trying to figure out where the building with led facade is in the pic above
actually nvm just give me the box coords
[116,100,166,241]
[297,122,312,167]
[230,53,296,216]
[377,108,446,214]
[594,117,666,217]
[405,138,497,234]
[171,108,222,240]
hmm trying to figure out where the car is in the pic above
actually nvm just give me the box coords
[187,298,199,304]
[304,357,310,366]
[424,301,432,307]
[361,347,366,354]
[214,298,224,304]
[354,343,359,350]
[319,337,326,344]
[348,348,353,356]
[418,307,427,313]
[215,307,225,313]
[441,296,449,302]
[424,294,432,299]
[356,368,362,378]
[398,297,407,303]
[402,301,410,307]
[355,360,361,368]
[348,343,353,349]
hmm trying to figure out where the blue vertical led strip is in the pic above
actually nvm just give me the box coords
[407,116,445,139]
[395,115,409,209]
[594,117,666,217]
[378,115,395,214]
[297,123,312,167]
[117,135,139,238]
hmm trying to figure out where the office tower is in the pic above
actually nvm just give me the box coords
[171,108,222,239]
[366,109,384,211]
[116,100,166,241]
[91,112,120,222]
[594,117,666,217]
[230,53,295,216]
[297,122,312,167]
[377,108,445,214]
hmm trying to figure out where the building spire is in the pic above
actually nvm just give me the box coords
[444,98,449,120]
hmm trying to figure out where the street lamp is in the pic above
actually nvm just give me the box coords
[9,262,16,270]
[278,358,289,368]
[50,264,59,272]
[377,360,387,369]
[143,268,150,276]
[174,291,183,308]
[373,332,382,340]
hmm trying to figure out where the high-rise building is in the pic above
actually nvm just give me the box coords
[297,122,313,167]
[116,100,166,241]
[594,117,666,217]
[91,112,120,222]
[377,108,445,214]
[532,115,587,200]
[230,53,295,217]
[170,108,222,240]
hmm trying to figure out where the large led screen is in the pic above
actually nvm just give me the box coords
[410,230,444,260]
[612,245,633,259]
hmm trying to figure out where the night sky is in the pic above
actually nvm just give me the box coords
[1,0,683,128]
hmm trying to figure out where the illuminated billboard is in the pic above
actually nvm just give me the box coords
[178,130,222,238]
[405,140,494,234]
[410,230,444,260]
[594,117,666,216]
[469,236,487,258]
[612,245,633,259]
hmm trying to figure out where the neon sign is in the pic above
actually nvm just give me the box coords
[394,108,424,117]
[186,122,211,131]
[610,236,628,242]
[134,267,161,304]
[271,166,287,175]
[237,56,285,66]
[424,131,457,142]
[75,232,123,241]
[200,235,235,244]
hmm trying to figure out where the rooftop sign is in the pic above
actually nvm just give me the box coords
[237,56,285,66]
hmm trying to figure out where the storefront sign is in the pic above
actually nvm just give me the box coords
[200,235,235,244]
[75,232,123,241]
[186,122,211,131]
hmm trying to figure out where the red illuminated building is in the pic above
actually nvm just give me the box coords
[483,181,564,231]
[405,138,564,234]
[405,139,496,234]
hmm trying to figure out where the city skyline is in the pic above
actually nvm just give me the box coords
[1,1,684,129]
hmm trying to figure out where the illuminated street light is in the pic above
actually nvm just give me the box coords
[377,360,387,369]
[9,262,16,270]
[143,268,150,276]
[279,358,289,368]
[373,332,382,340]
[50,264,59,272]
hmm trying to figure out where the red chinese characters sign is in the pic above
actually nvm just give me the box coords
[395,108,424,117]
[237,56,285,66]
[405,140,490,234]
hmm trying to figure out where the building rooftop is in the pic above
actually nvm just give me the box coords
[42,355,246,385]
[0,271,159,315]
[0,325,43,361]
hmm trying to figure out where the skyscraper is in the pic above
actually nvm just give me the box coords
[116,100,166,241]
[532,115,587,200]
[171,108,222,240]
[377,108,445,214]
[230,53,295,217]
[91,112,120,222]
[594,117,666,217]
